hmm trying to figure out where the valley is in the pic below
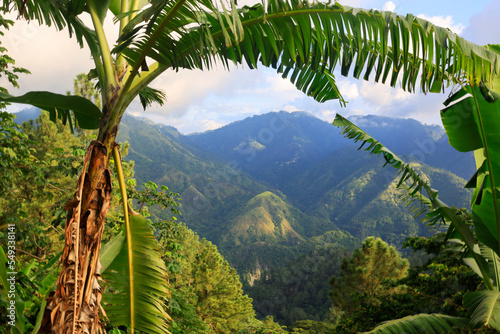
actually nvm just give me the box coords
[117,111,473,278]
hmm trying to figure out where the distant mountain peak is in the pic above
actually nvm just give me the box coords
[11,107,41,125]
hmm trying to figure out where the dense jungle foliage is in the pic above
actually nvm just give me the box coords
[1,0,499,331]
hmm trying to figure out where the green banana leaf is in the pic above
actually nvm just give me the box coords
[464,290,500,330]
[100,232,126,273]
[102,213,171,334]
[364,314,468,334]
[441,86,500,256]
[479,243,500,289]
[30,253,61,334]
[0,91,101,130]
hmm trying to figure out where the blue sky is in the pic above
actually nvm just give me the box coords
[3,0,500,134]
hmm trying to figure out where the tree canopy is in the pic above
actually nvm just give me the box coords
[330,237,409,313]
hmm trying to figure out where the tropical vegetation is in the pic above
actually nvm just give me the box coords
[0,0,499,333]
[333,71,500,331]
[0,109,279,333]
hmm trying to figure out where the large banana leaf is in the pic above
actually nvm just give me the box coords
[464,290,500,330]
[0,91,101,130]
[102,213,171,334]
[100,232,125,273]
[441,85,500,256]
[364,314,468,334]
[9,0,500,123]
[116,0,500,106]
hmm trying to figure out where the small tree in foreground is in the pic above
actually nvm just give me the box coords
[330,237,409,315]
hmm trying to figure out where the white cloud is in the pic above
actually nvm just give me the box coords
[282,105,301,113]
[337,79,360,100]
[359,81,412,107]
[195,119,226,132]
[382,1,396,11]
[319,109,337,120]
[146,66,235,118]
[416,14,465,35]
[462,0,500,45]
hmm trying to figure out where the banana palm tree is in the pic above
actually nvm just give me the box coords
[2,0,499,333]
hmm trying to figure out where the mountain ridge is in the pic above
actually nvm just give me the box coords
[14,108,473,279]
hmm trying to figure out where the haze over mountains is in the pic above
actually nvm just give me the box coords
[15,109,474,279]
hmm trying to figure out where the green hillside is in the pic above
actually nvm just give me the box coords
[223,191,340,246]
[224,191,305,246]
[309,160,471,245]
[118,115,269,240]
[112,112,472,280]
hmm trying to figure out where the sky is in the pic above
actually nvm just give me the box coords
[2,0,500,134]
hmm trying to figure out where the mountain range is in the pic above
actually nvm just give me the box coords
[14,109,474,280]
[119,110,473,277]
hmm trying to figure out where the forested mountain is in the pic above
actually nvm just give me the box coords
[186,111,348,187]
[14,109,472,279]
[10,108,476,331]
[118,111,473,280]
[117,114,269,240]
[188,111,475,181]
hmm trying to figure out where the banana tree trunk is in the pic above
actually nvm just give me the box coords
[42,136,115,333]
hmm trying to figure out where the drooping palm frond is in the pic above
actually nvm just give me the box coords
[332,113,493,290]
[464,290,500,330]
[333,114,437,200]
[138,85,167,109]
[364,313,468,334]
[117,0,500,109]
[11,1,500,131]
[13,0,500,93]
[102,212,171,334]
[0,91,101,131]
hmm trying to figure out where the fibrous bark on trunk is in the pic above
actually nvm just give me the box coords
[42,141,112,333]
